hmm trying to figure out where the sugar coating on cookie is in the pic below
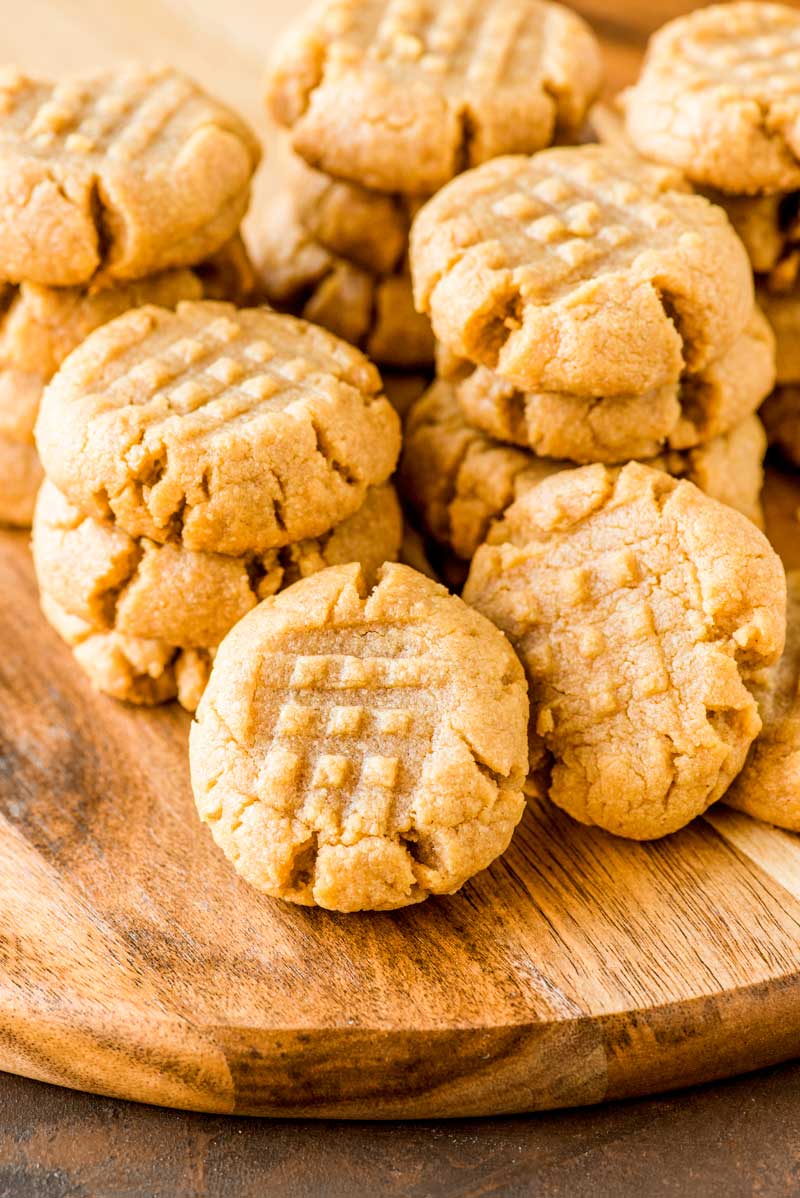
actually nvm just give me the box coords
[190,562,529,910]
[724,571,800,829]
[36,301,401,556]
[410,146,754,396]
[760,386,800,467]
[625,2,800,195]
[33,480,403,710]
[454,307,774,462]
[266,0,602,194]
[400,380,767,560]
[463,462,786,840]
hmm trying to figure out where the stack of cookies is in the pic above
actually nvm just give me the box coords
[624,0,800,469]
[32,301,403,709]
[251,0,604,371]
[400,143,775,573]
[0,63,262,527]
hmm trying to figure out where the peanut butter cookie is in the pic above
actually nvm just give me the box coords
[0,267,205,526]
[454,307,775,462]
[410,146,754,395]
[0,64,260,286]
[401,380,767,560]
[190,562,529,910]
[36,300,401,555]
[34,480,403,709]
[266,0,602,194]
[724,570,800,829]
[463,462,786,840]
[625,2,800,195]
[282,144,417,274]
[249,188,434,368]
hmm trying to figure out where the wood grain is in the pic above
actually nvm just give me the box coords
[0,466,799,1117]
[1,0,800,1119]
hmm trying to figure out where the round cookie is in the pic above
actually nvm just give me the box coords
[760,386,800,467]
[0,63,260,286]
[410,146,754,396]
[266,0,602,195]
[34,480,403,710]
[724,570,800,829]
[400,380,767,560]
[249,187,434,368]
[463,462,786,840]
[35,300,401,556]
[0,267,206,527]
[189,562,529,910]
[624,2,800,195]
[454,307,775,462]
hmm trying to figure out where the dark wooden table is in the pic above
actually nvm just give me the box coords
[4,1061,800,1197]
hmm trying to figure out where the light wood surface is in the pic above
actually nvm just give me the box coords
[1,0,800,1119]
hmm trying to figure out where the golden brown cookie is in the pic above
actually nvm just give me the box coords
[36,300,401,555]
[34,480,403,710]
[189,561,528,910]
[454,307,775,462]
[724,570,800,829]
[400,380,767,560]
[0,267,205,527]
[760,386,800,466]
[283,145,416,274]
[625,2,800,195]
[463,462,786,840]
[266,0,602,194]
[249,187,434,368]
[0,64,260,286]
[410,146,754,395]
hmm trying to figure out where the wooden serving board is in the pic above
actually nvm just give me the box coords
[3,0,800,1121]
[0,469,798,1118]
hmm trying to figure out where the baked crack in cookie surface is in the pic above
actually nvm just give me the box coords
[625,2,800,195]
[0,64,260,285]
[453,307,774,462]
[410,146,754,395]
[189,562,529,910]
[463,463,786,840]
[35,301,401,555]
[266,0,602,194]
[400,380,767,560]
[725,571,800,829]
[33,481,403,710]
